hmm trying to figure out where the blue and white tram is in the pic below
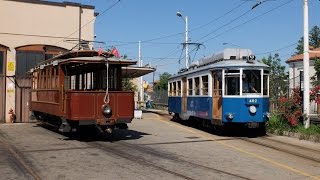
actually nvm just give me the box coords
[168,48,270,132]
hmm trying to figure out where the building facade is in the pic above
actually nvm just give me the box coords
[0,0,96,123]
[286,48,320,114]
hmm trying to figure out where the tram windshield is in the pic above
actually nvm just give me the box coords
[242,70,261,94]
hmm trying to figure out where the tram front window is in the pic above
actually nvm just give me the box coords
[225,76,240,95]
[242,70,261,94]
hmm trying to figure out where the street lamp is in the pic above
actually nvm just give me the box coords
[176,11,189,69]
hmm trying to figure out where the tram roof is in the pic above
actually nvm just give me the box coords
[30,50,155,78]
[122,66,156,78]
[170,59,269,78]
[33,50,137,69]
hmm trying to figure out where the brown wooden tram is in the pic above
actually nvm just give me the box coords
[29,50,153,133]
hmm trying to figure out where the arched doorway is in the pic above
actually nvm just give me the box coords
[15,44,68,122]
[0,45,8,123]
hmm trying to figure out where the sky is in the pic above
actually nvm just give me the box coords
[53,0,320,83]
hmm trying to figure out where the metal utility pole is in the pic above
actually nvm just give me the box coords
[185,16,189,68]
[176,12,189,68]
[139,41,144,103]
[303,0,310,128]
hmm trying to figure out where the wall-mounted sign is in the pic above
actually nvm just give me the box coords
[7,82,14,93]
[7,62,15,72]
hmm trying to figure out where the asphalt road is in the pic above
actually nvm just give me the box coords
[0,112,319,180]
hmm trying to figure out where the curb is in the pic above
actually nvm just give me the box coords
[143,109,320,143]
[268,130,320,143]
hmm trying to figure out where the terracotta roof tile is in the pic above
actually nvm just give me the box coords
[286,47,320,63]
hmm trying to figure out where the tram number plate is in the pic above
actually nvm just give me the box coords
[247,122,259,128]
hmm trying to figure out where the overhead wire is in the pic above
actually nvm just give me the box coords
[201,0,295,43]
[53,0,121,46]
[191,1,248,32]
[255,42,298,55]
[104,1,251,46]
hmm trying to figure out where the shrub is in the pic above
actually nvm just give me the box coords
[278,87,303,126]
[266,113,291,134]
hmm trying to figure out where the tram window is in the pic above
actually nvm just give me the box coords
[225,70,239,74]
[201,75,208,95]
[243,70,261,93]
[263,74,268,95]
[168,83,172,96]
[173,82,176,96]
[177,81,181,96]
[225,75,240,95]
[195,77,200,95]
[188,79,193,95]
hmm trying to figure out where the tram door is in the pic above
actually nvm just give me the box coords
[182,77,187,113]
[212,71,222,122]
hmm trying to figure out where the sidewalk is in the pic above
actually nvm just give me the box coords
[142,108,169,116]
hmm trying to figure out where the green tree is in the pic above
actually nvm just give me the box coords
[154,72,171,90]
[122,78,137,92]
[261,53,288,100]
[311,57,320,86]
[295,25,320,54]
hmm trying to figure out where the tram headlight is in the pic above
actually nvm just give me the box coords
[226,113,234,120]
[266,112,271,119]
[249,105,257,114]
[102,104,112,118]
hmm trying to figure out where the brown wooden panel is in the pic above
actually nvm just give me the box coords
[31,102,59,116]
[116,93,134,118]
[182,77,187,112]
[66,91,134,123]
[212,72,222,121]
[36,90,59,103]
[67,93,96,120]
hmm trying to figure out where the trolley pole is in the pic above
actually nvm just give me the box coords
[303,0,310,128]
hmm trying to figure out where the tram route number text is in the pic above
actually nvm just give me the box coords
[248,99,257,103]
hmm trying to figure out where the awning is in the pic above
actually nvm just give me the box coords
[122,66,155,78]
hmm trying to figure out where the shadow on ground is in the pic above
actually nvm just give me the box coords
[170,117,266,138]
[35,123,151,142]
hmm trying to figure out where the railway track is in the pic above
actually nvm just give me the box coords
[155,112,320,164]
[239,136,320,164]
[88,140,253,180]
[0,132,41,180]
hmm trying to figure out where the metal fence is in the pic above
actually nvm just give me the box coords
[148,89,168,109]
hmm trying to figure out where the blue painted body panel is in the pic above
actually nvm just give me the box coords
[168,97,182,113]
[168,96,269,125]
[222,97,269,123]
[186,97,212,119]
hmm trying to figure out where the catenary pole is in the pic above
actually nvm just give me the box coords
[139,41,144,104]
[303,0,310,128]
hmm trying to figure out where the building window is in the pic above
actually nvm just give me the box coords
[16,51,45,77]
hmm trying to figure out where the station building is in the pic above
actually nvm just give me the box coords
[0,0,96,123]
